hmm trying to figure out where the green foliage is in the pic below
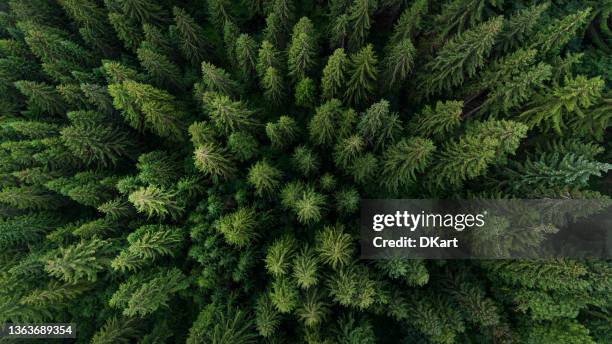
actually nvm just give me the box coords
[128,185,184,220]
[425,16,503,95]
[216,207,259,247]
[410,100,463,137]
[0,1,610,342]
[345,44,378,106]
[172,7,209,65]
[112,225,184,272]
[61,111,136,167]
[108,79,185,139]
[287,17,317,80]
[202,91,256,134]
[45,238,114,283]
[266,115,299,149]
[381,137,435,192]
[193,142,236,182]
[248,160,283,196]
[321,48,348,100]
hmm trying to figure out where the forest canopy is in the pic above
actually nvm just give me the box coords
[0,0,611,343]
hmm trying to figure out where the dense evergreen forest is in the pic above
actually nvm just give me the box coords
[0,0,611,343]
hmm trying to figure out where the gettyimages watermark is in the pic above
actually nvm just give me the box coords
[360,199,612,259]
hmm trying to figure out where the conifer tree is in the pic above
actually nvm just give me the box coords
[261,66,285,104]
[347,0,377,50]
[216,207,259,247]
[248,160,283,197]
[193,142,236,182]
[137,46,182,89]
[294,77,316,108]
[61,111,136,167]
[201,62,239,96]
[410,100,463,137]
[498,3,549,52]
[0,1,610,342]
[520,75,605,135]
[384,38,415,88]
[202,91,256,134]
[45,238,114,283]
[381,137,435,192]
[358,99,402,150]
[13,81,66,117]
[235,33,258,80]
[108,79,185,139]
[108,11,143,52]
[128,185,184,220]
[389,0,428,44]
[266,115,299,149]
[172,7,209,65]
[256,40,282,78]
[425,16,503,95]
[531,8,591,57]
[345,44,378,106]
[287,17,317,80]
[321,48,348,100]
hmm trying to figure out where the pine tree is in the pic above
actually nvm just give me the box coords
[498,3,549,52]
[256,40,282,78]
[270,276,298,313]
[108,12,143,52]
[429,135,498,189]
[255,294,280,337]
[316,224,353,270]
[128,185,184,219]
[112,225,184,272]
[292,146,320,176]
[384,38,415,88]
[358,99,402,150]
[90,317,140,344]
[116,268,189,317]
[172,7,209,65]
[520,75,605,135]
[347,0,377,50]
[389,0,428,44]
[293,186,326,224]
[136,151,181,187]
[216,207,259,247]
[321,48,348,100]
[381,137,435,192]
[266,115,299,150]
[13,81,66,117]
[425,16,503,95]
[296,289,329,327]
[248,160,283,197]
[235,33,258,79]
[45,238,114,283]
[120,0,165,24]
[287,17,317,80]
[201,62,239,96]
[294,77,316,108]
[202,91,256,134]
[345,44,378,106]
[261,66,285,104]
[137,46,182,89]
[308,99,343,146]
[292,246,319,289]
[108,79,185,139]
[193,142,236,182]
[410,100,463,137]
[61,111,136,167]
[265,235,295,277]
[435,0,502,39]
[531,8,591,57]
